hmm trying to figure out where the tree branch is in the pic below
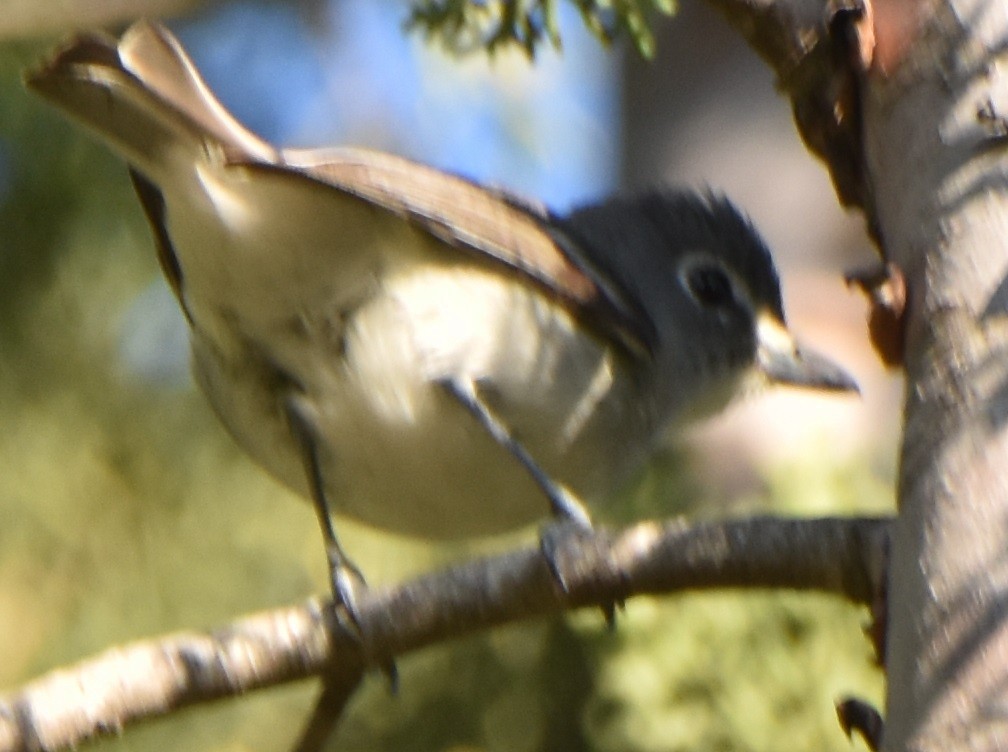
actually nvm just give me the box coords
[702,0,874,223]
[0,515,888,752]
[0,0,201,38]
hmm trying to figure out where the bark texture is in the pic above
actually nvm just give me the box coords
[862,2,1008,749]
[703,0,1008,747]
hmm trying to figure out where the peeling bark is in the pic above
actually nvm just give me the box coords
[700,0,1008,748]
[863,2,1008,748]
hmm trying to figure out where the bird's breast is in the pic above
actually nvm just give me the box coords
[168,155,650,539]
[189,258,648,539]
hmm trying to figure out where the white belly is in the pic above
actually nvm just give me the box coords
[190,261,646,539]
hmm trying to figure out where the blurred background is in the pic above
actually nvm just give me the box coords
[0,2,894,750]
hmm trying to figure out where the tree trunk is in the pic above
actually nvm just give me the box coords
[700,0,1008,747]
[864,2,1008,749]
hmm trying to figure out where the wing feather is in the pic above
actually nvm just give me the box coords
[274,147,655,357]
[27,20,655,357]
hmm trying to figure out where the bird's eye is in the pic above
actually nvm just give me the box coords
[683,264,736,309]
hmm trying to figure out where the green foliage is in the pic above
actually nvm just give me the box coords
[407,0,677,59]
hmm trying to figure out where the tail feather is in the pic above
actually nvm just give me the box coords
[24,20,275,181]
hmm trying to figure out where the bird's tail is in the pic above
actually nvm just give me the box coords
[24,20,276,181]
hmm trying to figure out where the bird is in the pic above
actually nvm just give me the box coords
[25,20,857,625]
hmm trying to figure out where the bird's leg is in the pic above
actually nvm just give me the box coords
[440,377,593,527]
[439,377,617,624]
[284,396,399,686]
[285,396,366,626]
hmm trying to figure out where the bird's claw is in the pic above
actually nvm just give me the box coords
[325,549,398,689]
[539,519,622,627]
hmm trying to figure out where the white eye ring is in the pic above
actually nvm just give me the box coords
[677,254,741,311]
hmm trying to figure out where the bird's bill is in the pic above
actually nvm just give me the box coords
[756,312,859,393]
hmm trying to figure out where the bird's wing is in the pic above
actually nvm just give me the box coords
[25,20,654,357]
[270,146,656,357]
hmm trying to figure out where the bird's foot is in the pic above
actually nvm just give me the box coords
[325,545,398,691]
[539,517,622,629]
